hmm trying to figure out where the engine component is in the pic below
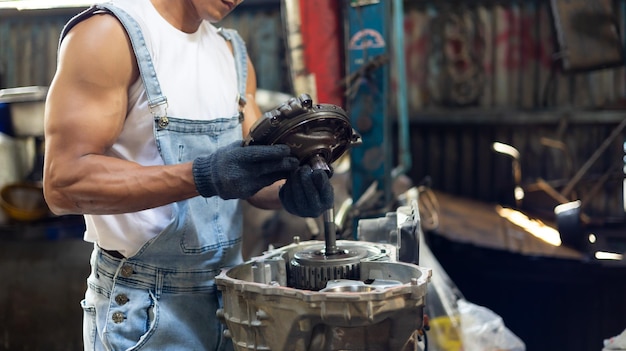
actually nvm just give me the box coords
[243,93,361,173]
[244,93,363,286]
[358,198,422,265]
[289,243,368,290]
[216,239,431,351]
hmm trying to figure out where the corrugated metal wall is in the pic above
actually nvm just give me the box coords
[1,1,624,221]
[0,3,288,91]
[219,4,289,93]
[0,9,67,88]
[399,0,626,222]
[405,120,625,221]
[3,2,625,109]
[401,0,626,110]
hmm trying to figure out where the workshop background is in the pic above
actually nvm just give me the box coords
[1,0,626,350]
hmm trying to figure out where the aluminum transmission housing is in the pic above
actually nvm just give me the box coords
[216,239,431,350]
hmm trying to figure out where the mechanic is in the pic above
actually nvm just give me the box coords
[42,0,333,350]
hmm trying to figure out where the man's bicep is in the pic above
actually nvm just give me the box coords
[46,14,137,155]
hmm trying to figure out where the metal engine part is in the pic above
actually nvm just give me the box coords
[243,93,362,173]
[243,93,367,290]
[216,239,431,351]
[225,95,431,350]
[289,244,367,290]
[358,197,422,265]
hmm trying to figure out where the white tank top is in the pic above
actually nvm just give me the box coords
[83,0,240,257]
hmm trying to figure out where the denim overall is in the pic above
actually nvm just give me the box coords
[61,3,248,350]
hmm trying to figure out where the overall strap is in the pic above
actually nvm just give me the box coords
[59,3,168,116]
[218,28,249,109]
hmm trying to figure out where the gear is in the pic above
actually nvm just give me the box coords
[289,245,368,290]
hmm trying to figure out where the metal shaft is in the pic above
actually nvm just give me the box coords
[323,207,339,255]
[309,153,339,256]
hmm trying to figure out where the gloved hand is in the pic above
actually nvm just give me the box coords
[193,141,299,200]
[279,165,334,218]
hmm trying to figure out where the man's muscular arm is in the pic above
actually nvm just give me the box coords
[43,14,199,216]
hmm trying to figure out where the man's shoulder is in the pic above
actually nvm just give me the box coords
[64,12,129,49]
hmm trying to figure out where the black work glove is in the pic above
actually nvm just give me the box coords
[279,165,334,218]
[193,141,299,200]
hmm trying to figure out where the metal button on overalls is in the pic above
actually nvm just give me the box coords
[112,311,125,323]
[120,265,133,277]
[115,294,129,305]
[158,116,169,128]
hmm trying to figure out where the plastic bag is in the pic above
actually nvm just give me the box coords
[458,299,526,351]
[417,213,525,351]
[403,188,526,351]
[603,328,626,350]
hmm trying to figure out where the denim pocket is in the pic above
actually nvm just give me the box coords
[180,196,243,256]
[103,288,159,351]
[81,299,97,351]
